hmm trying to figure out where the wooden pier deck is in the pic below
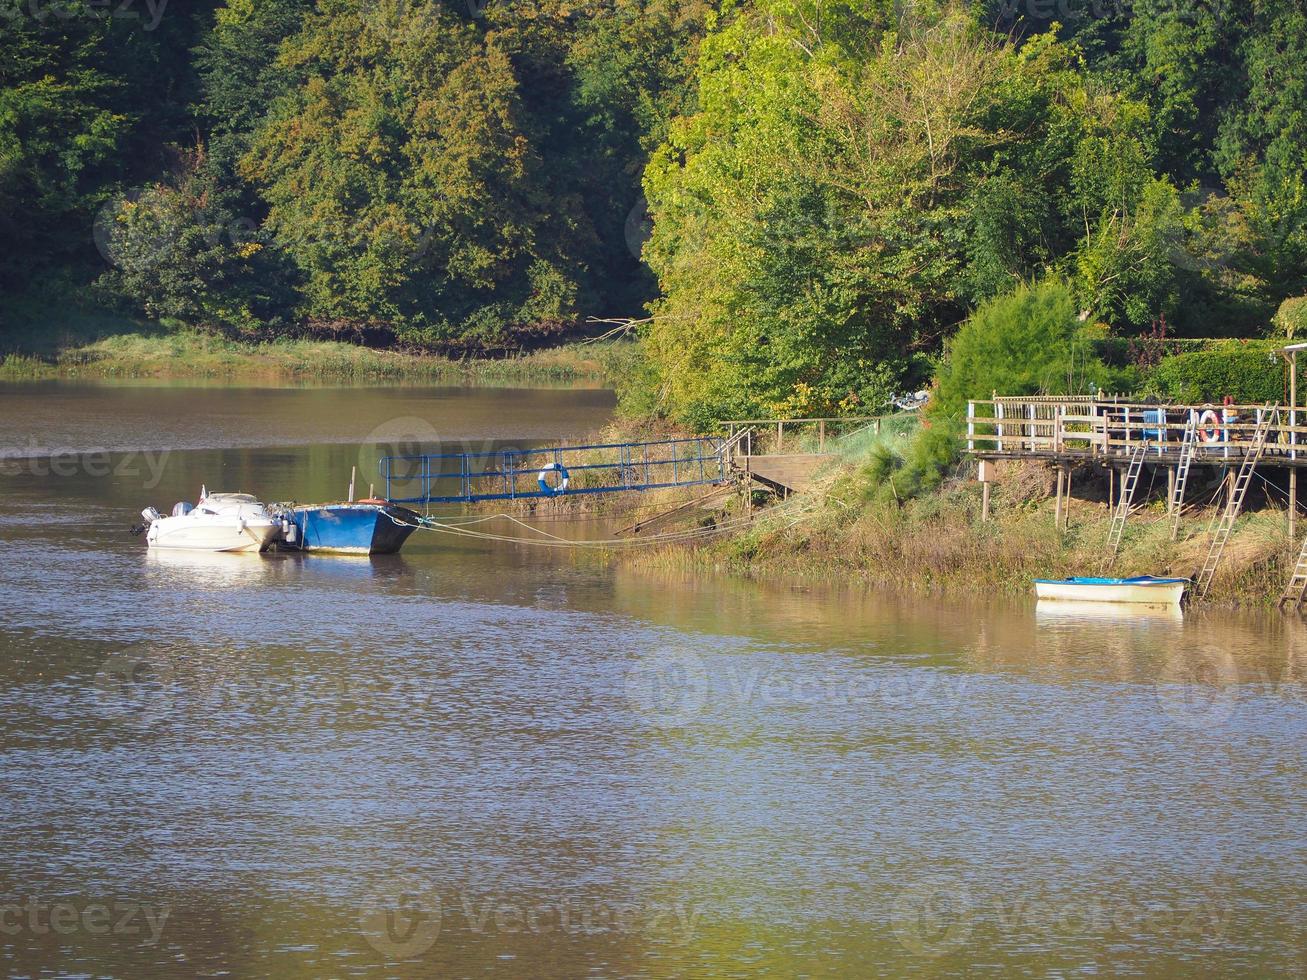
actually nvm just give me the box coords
[967,397,1303,467]
[968,396,1305,538]
[736,453,831,494]
[720,415,890,496]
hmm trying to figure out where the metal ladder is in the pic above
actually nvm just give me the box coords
[1195,407,1278,598]
[1279,533,1307,611]
[1105,441,1149,564]
[1169,415,1199,541]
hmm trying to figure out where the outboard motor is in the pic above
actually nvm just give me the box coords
[130,507,162,537]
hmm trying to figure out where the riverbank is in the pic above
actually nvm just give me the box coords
[620,455,1297,609]
[0,328,632,385]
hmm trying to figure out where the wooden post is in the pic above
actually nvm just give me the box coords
[1063,464,1072,530]
[979,459,993,523]
[818,419,826,452]
[1167,467,1176,516]
[1108,466,1115,512]
[1290,352,1297,537]
[1055,465,1065,530]
[777,421,784,453]
[1292,469,1298,539]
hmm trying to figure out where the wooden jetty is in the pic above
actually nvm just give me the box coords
[720,416,887,496]
[966,384,1307,602]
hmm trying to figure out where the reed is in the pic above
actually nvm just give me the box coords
[0,329,629,385]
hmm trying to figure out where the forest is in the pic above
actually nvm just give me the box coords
[3,0,1307,423]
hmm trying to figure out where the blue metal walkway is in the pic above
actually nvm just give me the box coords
[381,436,728,504]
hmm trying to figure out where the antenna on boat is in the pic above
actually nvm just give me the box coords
[348,466,356,503]
[200,484,207,501]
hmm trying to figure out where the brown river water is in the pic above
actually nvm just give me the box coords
[0,381,1305,978]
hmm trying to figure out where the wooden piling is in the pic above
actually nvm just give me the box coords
[1062,465,1072,530]
[1055,465,1065,530]
[1167,466,1176,516]
[1292,469,1298,539]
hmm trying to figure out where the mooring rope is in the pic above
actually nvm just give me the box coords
[384,495,817,550]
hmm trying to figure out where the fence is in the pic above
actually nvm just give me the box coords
[381,436,728,504]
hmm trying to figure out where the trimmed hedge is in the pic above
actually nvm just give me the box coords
[1146,340,1286,404]
[1093,337,1230,366]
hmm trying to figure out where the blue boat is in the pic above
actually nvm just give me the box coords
[289,502,421,555]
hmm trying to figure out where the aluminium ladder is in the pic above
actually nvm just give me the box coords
[1169,415,1199,541]
[1279,533,1307,611]
[1195,407,1278,598]
[1104,441,1149,565]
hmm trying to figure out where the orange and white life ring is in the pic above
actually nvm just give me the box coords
[1198,409,1222,444]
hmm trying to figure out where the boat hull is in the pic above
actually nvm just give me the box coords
[291,503,419,555]
[147,517,281,553]
[1034,577,1188,605]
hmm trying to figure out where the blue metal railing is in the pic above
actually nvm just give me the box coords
[381,436,728,504]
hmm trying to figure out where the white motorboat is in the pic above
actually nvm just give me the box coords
[139,492,288,553]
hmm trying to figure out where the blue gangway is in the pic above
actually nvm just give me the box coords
[381,436,728,504]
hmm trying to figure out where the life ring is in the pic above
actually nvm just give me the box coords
[1198,409,1222,444]
[538,463,569,495]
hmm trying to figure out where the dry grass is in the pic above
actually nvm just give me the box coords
[628,457,1300,608]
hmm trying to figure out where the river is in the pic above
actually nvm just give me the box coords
[0,381,1304,978]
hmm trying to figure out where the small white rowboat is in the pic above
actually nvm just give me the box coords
[1034,576,1188,605]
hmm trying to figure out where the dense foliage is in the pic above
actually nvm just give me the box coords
[932,281,1113,420]
[3,0,1307,390]
[1,0,707,348]
[1147,340,1286,404]
[638,0,1307,422]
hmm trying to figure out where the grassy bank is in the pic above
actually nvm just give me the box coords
[624,451,1298,609]
[0,325,633,385]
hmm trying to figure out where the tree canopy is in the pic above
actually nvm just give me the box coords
[3,0,1307,406]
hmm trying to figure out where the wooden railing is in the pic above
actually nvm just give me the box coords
[967,398,1304,462]
[719,415,898,456]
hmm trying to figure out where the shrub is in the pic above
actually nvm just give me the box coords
[931,280,1115,420]
[1274,296,1307,339]
[1146,340,1285,404]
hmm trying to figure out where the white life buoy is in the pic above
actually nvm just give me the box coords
[538,463,569,495]
[1198,409,1222,444]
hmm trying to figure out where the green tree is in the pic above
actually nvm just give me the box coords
[932,279,1110,419]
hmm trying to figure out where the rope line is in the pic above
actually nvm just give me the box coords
[384,497,818,550]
